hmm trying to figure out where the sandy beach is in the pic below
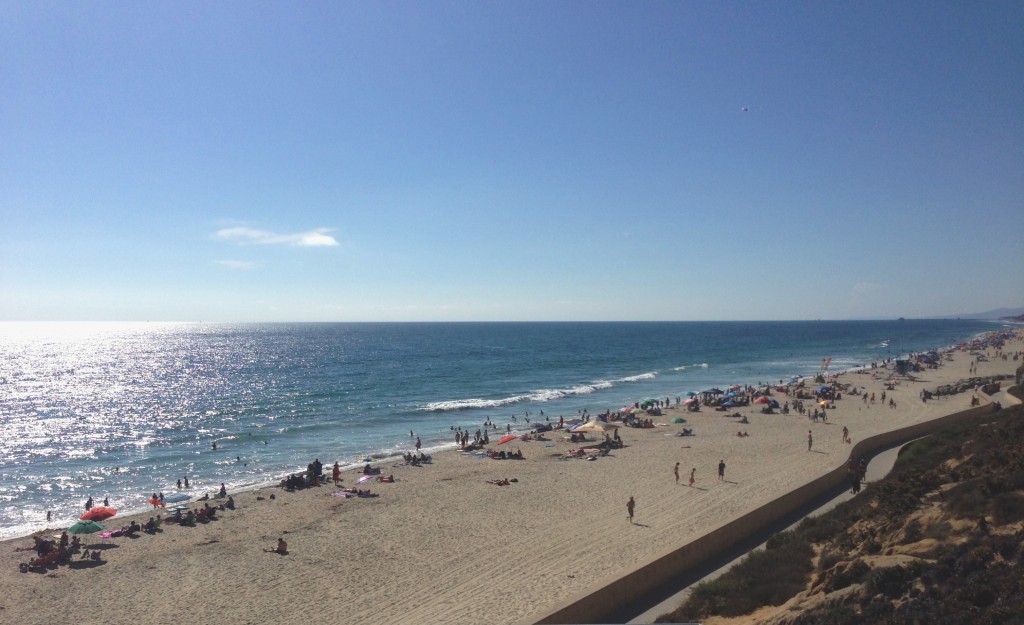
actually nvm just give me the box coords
[2,329,1020,625]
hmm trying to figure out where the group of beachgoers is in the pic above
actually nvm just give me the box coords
[18,484,241,573]
[19,329,1018,577]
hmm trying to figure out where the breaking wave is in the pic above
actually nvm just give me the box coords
[419,371,658,412]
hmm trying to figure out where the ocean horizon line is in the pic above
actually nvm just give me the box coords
[1,317,1007,325]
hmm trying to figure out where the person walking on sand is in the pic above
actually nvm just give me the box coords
[842,425,849,444]
[718,459,726,481]
[626,496,635,523]
[674,462,680,484]
[807,430,813,451]
[689,467,696,487]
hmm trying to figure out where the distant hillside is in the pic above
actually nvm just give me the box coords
[952,306,1024,320]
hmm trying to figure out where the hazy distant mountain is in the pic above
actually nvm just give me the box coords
[951,306,1024,320]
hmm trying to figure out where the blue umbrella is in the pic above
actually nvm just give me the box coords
[723,401,737,407]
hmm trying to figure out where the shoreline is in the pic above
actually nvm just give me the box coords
[1,319,1002,541]
[1,329,1020,625]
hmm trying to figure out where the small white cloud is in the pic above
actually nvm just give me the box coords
[215,259,260,270]
[215,227,339,247]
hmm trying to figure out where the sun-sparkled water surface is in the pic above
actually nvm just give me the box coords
[0,319,1000,538]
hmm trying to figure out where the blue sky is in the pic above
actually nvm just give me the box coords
[2,1,1022,321]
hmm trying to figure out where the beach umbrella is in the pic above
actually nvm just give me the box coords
[754,396,771,404]
[817,385,831,394]
[683,397,698,404]
[724,391,738,398]
[67,520,105,535]
[497,434,517,445]
[723,401,737,407]
[685,391,697,397]
[769,399,780,409]
[572,419,622,433]
[671,417,686,424]
[80,506,117,522]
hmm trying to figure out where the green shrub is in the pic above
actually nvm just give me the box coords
[865,563,919,597]
[671,536,813,619]
[990,491,1024,524]
[822,559,869,593]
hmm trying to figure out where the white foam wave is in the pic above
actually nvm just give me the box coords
[616,372,657,382]
[419,371,659,412]
[672,363,709,371]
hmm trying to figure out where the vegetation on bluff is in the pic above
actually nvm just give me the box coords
[659,401,1024,624]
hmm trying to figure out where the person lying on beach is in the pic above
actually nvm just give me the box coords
[264,538,288,554]
[28,551,58,568]
[487,478,511,486]
[378,474,395,483]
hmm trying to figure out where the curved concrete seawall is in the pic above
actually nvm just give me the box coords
[522,399,1003,625]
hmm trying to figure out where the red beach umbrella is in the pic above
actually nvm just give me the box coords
[497,434,517,445]
[754,397,772,404]
[80,506,117,521]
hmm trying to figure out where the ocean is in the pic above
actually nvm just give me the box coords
[0,319,1001,539]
